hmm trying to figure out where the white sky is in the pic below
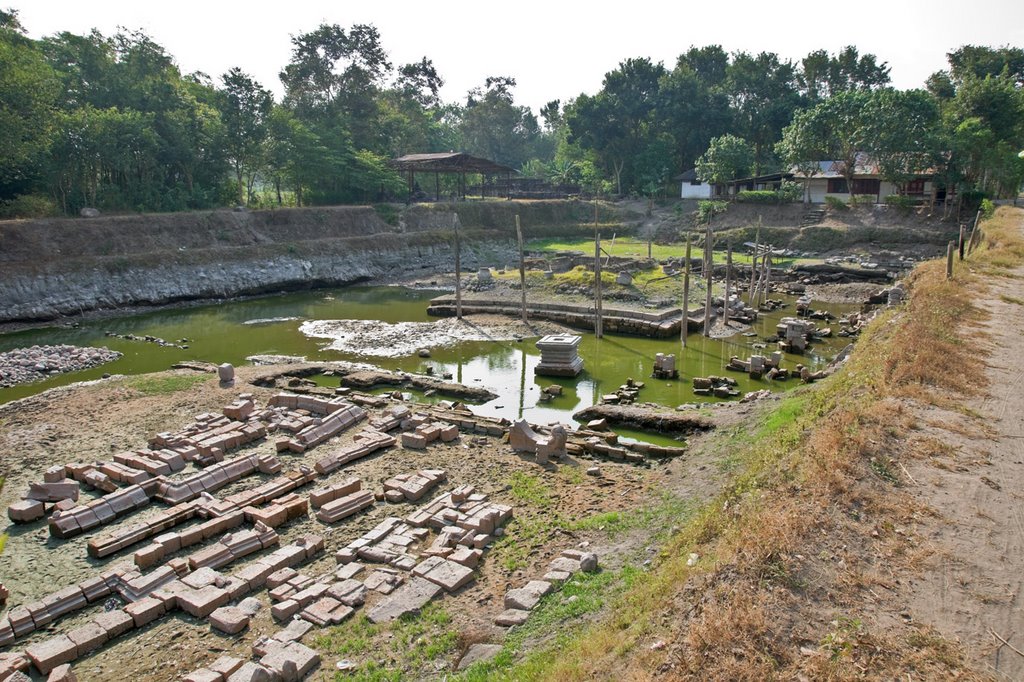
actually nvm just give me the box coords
[8,0,1024,114]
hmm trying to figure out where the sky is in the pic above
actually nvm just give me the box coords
[8,0,1024,114]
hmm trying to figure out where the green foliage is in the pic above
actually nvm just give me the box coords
[695,134,755,185]
[0,193,58,218]
[825,195,848,211]
[697,200,729,223]
[980,198,996,219]
[735,184,802,204]
[884,194,917,212]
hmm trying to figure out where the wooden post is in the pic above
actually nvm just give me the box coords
[958,224,966,261]
[682,234,691,348]
[454,214,463,320]
[703,222,713,337]
[648,235,652,259]
[966,209,982,255]
[946,241,955,280]
[594,232,604,338]
[516,214,527,323]
[762,252,772,306]
[724,242,732,327]
[749,217,761,306]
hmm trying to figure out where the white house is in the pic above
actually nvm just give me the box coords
[676,169,713,199]
[791,155,936,204]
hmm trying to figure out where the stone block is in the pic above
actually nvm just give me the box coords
[547,556,581,574]
[227,662,274,682]
[7,499,45,523]
[259,642,320,682]
[125,596,165,628]
[25,635,78,675]
[457,643,503,671]
[209,656,245,677]
[177,586,230,618]
[27,481,79,503]
[46,663,78,682]
[494,608,530,627]
[210,606,250,635]
[65,621,107,655]
[503,580,552,611]
[270,599,300,622]
[412,556,474,593]
[92,609,134,638]
[366,578,442,624]
[183,669,221,682]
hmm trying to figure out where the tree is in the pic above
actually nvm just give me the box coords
[0,14,59,199]
[459,76,542,170]
[777,108,830,204]
[564,58,666,194]
[726,51,802,175]
[659,51,732,171]
[799,46,890,100]
[862,89,940,191]
[695,134,754,187]
[219,68,273,205]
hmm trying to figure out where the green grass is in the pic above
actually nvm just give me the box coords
[527,237,802,268]
[316,604,459,680]
[999,294,1024,305]
[507,472,553,508]
[123,373,208,396]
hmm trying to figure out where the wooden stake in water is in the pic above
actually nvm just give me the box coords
[453,214,463,320]
[594,232,604,338]
[724,242,732,327]
[762,252,772,307]
[703,221,713,337]
[516,214,527,323]
[682,233,691,348]
[749,217,761,306]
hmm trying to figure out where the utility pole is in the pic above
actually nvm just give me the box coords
[681,233,691,348]
[515,214,527,323]
[453,214,462,320]
[703,220,713,337]
[594,232,604,338]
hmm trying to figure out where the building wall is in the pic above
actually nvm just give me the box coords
[681,182,713,199]
[803,178,932,203]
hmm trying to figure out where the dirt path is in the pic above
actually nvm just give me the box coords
[901,221,1024,680]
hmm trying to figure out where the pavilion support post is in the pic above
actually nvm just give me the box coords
[749,216,761,306]
[435,172,440,201]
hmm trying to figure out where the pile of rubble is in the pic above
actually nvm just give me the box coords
[692,375,739,398]
[0,344,122,389]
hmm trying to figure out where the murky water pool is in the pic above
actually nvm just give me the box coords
[0,287,858,443]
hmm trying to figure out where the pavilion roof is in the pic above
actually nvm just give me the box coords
[391,152,518,175]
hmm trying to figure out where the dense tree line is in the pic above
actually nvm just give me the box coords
[1,7,1021,217]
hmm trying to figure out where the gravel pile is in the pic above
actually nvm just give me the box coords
[0,344,122,388]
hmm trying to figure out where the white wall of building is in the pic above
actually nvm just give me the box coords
[681,181,713,199]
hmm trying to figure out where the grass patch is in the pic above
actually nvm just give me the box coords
[999,294,1024,305]
[123,373,208,396]
[507,472,552,508]
[316,604,459,680]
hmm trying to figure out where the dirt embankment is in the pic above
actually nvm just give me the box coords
[0,201,635,325]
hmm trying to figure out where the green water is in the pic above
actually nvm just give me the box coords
[0,286,857,444]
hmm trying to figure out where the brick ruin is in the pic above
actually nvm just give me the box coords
[0,385,662,680]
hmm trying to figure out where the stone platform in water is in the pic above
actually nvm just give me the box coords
[534,335,583,377]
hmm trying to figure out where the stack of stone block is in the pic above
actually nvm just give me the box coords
[23,607,136,675]
[417,405,509,437]
[186,524,279,571]
[88,499,201,559]
[308,477,362,508]
[382,469,447,502]
[314,490,375,525]
[198,465,313,518]
[313,429,395,475]
[406,485,513,552]
[334,517,428,570]
[534,334,584,377]
[150,412,266,467]
[241,492,308,529]
[153,453,278,505]
[112,449,186,476]
[494,549,599,627]
[0,569,123,647]
[369,405,411,432]
[652,352,679,379]
[48,483,152,539]
[410,556,475,593]
[207,596,262,635]
[131,509,244,568]
[7,466,81,524]
[400,419,459,449]
[274,403,366,453]
[65,462,119,493]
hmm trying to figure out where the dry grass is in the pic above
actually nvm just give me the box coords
[499,209,1024,682]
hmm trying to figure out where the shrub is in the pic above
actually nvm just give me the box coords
[825,196,848,211]
[884,194,916,213]
[0,194,59,219]
[697,200,729,223]
[736,190,779,204]
[980,198,996,219]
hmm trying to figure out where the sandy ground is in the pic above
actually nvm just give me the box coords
[899,261,1024,680]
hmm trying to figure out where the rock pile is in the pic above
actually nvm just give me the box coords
[0,345,121,388]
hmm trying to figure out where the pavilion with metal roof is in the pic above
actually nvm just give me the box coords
[390,152,518,201]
